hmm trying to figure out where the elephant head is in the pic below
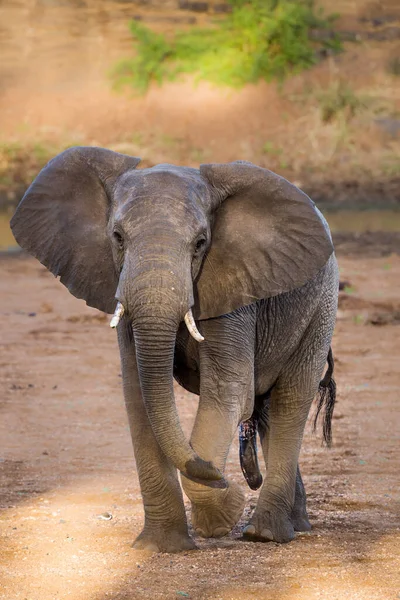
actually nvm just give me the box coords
[10,147,333,485]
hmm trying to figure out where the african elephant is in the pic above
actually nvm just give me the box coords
[11,147,338,553]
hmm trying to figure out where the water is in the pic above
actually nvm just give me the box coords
[2,208,399,252]
[323,210,400,234]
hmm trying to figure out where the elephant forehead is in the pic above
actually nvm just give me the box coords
[114,167,210,219]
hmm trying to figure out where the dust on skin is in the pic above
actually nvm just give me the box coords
[0,249,399,600]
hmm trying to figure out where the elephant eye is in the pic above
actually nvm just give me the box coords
[113,230,124,248]
[194,236,207,253]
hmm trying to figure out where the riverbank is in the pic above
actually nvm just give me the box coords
[1,1,399,210]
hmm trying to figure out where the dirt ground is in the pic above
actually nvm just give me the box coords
[1,1,399,596]
[0,241,399,600]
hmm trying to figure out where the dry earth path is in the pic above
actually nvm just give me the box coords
[0,252,399,600]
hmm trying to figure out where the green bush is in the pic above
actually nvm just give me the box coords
[0,141,67,193]
[317,83,367,123]
[387,55,400,77]
[112,0,341,93]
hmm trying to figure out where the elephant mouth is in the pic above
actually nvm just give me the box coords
[110,301,204,343]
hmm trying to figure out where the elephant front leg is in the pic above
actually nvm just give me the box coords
[117,320,195,553]
[182,382,247,538]
[181,312,256,538]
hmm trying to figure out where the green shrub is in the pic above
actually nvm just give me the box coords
[387,56,400,77]
[317,83,367,123]
[112,0,341,93]
[0,141,65,193]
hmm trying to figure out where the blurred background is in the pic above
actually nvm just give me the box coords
[0,3,399,600]
[0,0,399,249]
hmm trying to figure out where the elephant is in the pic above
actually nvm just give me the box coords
[11,147,338,553]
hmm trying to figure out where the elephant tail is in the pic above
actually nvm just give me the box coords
[314,347,336,447]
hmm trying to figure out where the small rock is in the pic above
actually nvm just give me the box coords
[41,302,53,313]
[97,512,113,521]
[339,280,351,291]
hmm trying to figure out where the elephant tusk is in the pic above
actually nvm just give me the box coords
[184,309,204,343]
[110,302,125,328]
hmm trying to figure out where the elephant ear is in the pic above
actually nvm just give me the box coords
[195,161,333,319]
[10,146,141,313]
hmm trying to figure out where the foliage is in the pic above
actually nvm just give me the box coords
[317,82,367,123]
[0,141,62,193]
[112,0,341,93]
[262,141,283,155]
[386,55,400,77]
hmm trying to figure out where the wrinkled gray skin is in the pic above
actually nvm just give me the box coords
[11,147,338,553]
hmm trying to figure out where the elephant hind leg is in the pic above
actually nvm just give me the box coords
[291,466,311,532]
[243,389,312,542]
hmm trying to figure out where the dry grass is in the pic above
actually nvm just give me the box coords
[4,74,398,200]
[1,4,400,204]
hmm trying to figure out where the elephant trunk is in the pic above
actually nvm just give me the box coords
[111,302,204,344]
[121,264,223,485]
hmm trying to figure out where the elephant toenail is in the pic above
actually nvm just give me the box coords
[132,539,159,553]
[213,527,230,537]
[243,525,256,536]
[261,529,274,540]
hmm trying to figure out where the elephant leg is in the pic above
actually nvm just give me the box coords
[181,309,256,538]
[182,385,247,539]
[257,399,311,532]
[117,319,195,553]
[243,296,335,545]
[291,465,311,532]
[242,378,312,543]
[243,324,332,544]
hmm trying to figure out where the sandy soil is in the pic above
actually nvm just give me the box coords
[0,248,399,600]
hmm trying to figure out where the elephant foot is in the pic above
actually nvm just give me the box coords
[242,506,295,543]
[132,526,197,554]
[191,481,245,538]
[291,510,311,532]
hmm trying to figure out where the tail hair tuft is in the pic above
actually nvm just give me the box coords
[313,347,336,447]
